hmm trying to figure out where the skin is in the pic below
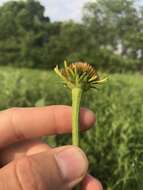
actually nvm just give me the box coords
[0,105,103,190]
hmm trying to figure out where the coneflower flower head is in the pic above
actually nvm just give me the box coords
[54,61,107,91]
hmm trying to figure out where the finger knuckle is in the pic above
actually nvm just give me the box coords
[6,107,21,115]
[7,107,26,141]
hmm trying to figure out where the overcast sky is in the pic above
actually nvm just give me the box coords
[0,0,143,21]
[40,0,91,21]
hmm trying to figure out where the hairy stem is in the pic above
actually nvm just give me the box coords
[72,87,82,146]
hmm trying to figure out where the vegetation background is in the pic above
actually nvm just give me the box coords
[0,0,142,189]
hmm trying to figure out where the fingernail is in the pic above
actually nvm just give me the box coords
[81,108,96,127]
[55,147,88,185]
[86,110,96,124]
[83,175,103,190]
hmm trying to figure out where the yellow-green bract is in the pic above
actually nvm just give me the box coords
[54,61,107,91]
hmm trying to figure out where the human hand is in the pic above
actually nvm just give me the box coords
[0,105,103,190]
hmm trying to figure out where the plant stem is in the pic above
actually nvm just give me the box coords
[72,87,82,146]
[72,87,82,190]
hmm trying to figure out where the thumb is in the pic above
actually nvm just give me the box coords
[0,146,88,190]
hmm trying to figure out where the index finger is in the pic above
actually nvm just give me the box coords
[0,105,95,149]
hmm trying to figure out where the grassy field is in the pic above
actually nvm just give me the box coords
[0,66,143,190]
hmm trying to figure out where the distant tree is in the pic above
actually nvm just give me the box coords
[42,21,88,68]
[82,0,143,71]
[0,0,52,67]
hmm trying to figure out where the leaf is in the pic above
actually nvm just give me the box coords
[35,98,45,107]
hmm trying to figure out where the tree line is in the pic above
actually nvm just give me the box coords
[0,0,142,72]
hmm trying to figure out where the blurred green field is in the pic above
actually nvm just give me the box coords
[0,66,143,190]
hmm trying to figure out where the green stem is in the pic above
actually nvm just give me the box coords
[72,87,82,146]
[72,87,82,190]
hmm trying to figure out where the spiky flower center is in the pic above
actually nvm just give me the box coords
[54,61,107,90]
[62,62,99,79]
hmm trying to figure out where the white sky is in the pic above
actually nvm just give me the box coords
[40,0,91,21]
[0,0,143,21]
